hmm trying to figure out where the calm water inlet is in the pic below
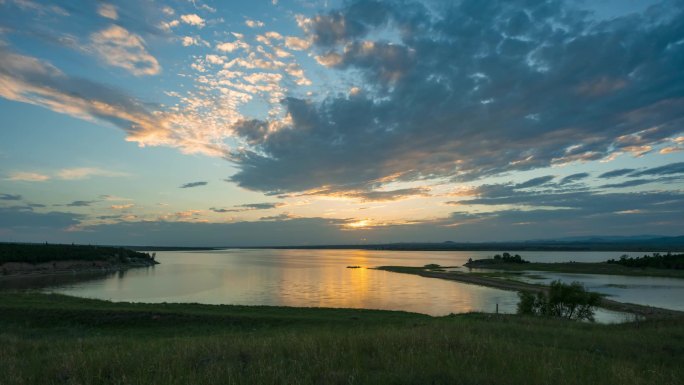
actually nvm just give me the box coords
[33,249,674,322]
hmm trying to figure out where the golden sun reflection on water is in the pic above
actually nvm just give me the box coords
[48,249,524,316]
[274,249,487,314]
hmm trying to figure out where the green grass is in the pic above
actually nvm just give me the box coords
[1,292,683,384]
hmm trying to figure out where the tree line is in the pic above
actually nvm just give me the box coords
[606,253,684,270]
[0,243,155,264]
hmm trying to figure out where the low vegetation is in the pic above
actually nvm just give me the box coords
[0,243,156,265]
[606,253,684,269]
[518,280,601,321]
[0,292,682,384]
[463,253,684,278]
[464,252,529,266]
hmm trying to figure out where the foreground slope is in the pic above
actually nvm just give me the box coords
[1,292,682,385]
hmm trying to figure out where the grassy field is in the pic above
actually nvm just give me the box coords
[1,292,683,384]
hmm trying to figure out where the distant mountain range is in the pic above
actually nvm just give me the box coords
[255,235,684,252]
[527,235,681,243]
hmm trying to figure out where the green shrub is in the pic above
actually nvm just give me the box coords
[517,280,601,321]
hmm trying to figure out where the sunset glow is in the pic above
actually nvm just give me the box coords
[1,0,683,246]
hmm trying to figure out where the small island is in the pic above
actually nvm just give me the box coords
[0,243,158,278]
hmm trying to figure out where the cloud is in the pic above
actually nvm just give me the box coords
[260,213,297,221]
[630,162,684,177]
[228,0,684,194]
[209,207,231,213]
[160,20,180,31]
[296,186,431,202]
[0,206,83,230]
[455,182,684,219]
[99,195,132,201]
[6,172,50,182]
[182,36,208,47]
[3,0,69,16]
[57,167,129,180]
[245,19,264,28]
[66,200,96,207]
[0,48,227,157]
[514,176,555,189]
[598,169,637,179]
[237,202,284,210]
[97,3,118,20]
[10,194,684,245]
[216,40,249,52]
[211,202,285,212]
[600,179,655,189]
[180,14,205,27]
[90,25,161,76]
[559,173,589,185]
[110,203,134,210]
[284,36,311,51]
[179,181,208,188]
[0,193,22,200]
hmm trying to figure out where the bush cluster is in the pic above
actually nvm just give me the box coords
[517,280,601,321]
[492,252,529,264]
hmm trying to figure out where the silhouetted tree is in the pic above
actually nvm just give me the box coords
[517,280,601,321]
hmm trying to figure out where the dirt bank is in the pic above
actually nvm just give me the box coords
[0,258,157,280]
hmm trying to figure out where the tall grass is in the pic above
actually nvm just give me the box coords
[1,292,682,384]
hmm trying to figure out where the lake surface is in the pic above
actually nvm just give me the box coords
[35,249,671,322]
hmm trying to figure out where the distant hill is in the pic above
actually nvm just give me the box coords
[254,235,684,252]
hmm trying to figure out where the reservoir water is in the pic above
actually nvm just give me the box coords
[29,248,681,322]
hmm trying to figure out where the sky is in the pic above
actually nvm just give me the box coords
[0,0,683,246]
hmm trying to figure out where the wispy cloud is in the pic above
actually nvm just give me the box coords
[90,25,160,76]
[559,173,589,185]
[110,203,134,210]
[630,162,684,178]
[600,179,654,189]
[97,3,118,20]
[238,202,284,210]
[6,168,128,182]
[6,172,50,182]
[180,181,208,188]
[57,167,129,180]
[210,202,285,213]
[99,195,133,202]
[66,200,97,207]
[296,187,431,202]
[0,48,227,157]
[0,193,22,200]
[598,169,636,179]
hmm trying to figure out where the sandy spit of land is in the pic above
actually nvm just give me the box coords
[376,267,683,320]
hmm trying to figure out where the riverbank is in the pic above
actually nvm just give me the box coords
[0,292,682,384]
[375,266,684,319]
[0,243,158,280]
[463,259,684,278]
[0,257,157,280]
